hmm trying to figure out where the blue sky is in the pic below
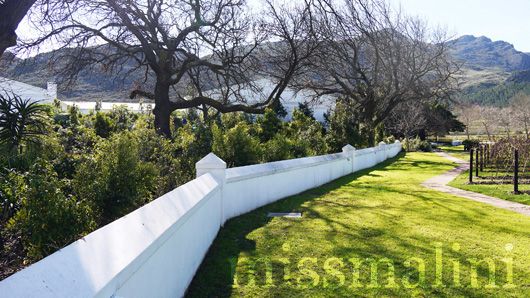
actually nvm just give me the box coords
[391,0,530,52]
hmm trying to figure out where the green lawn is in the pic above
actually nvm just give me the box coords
[187,152,530,297]
[449,171,530,206]
[438,145,468,160]
[439,146,530,206]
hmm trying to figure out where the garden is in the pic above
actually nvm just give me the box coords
[0,93,403,279]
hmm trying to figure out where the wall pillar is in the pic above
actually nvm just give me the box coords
[342,144,356,173]
[196,153,227,225]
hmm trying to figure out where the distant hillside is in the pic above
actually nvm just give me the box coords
[0,48,151,102]
[451,35,530,106]
[450,35,530,72]
[2,35,530,106]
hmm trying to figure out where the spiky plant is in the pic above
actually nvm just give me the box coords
[0,93,48,153]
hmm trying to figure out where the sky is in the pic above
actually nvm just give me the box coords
[390,0,530,52]
[16,0,530,53]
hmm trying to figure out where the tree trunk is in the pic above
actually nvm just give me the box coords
[153,80,173,138]
[0,0,37,57]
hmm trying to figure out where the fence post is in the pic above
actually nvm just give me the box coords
[514,149,519,194]
[342,144,356,174]
[475,146,479,177]
[479,145,484,172]
[469,149,473,183]
[196,153,227,225]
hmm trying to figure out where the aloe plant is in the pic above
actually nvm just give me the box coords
[0,93,48,153]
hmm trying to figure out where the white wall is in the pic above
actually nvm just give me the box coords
[0,141,401,298]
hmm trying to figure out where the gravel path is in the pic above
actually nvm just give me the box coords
[422,152,530,216]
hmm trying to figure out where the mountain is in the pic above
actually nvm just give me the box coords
[450,35,530,72]
[2,35,530,106]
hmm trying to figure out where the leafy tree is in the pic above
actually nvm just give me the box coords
[325,98,364,151]
[257,108,282,142]
[297,102,315,120]
[0,93,48,153]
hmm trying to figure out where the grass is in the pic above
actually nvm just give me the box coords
[437,145,468,160]
[438,146,530,206]
[449,170,530,206]
[187,152,530,297]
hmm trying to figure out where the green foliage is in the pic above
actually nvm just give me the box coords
[403,137,432,152]
[0,169,26,222]
[262,134,294,162]
[297,101,315,119]
[5,160,95,260]
[212,122,261,167]
[73,132,157,225]
[256,108,282,142]
[285,109,328,157]
[94,112,114,138]
[174,121,213,184]
[458,82,530,107]
[68,104,80,127]
[108,106,138,132]
[0,93,49,153]
[325,99,364,151]
[462,139,480,151]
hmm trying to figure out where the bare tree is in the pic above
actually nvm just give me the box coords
[510,92,530,139]
[478,106,497,141]
[297,0,459,145]
[454,104,476,140]
[386,101,426,151]
[23,0,316,137]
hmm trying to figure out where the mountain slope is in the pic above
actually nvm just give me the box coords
[2,35,530,106]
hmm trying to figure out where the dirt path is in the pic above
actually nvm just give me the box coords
[422,152,530,216]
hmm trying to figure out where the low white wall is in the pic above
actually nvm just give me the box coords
[0,141,401,298]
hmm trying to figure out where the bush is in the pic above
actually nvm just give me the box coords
[94,112,114,138]
[286,109,328,156]
[403,137,432,152]
[212,122,261,167]
[73,132,158,225]
[463,139,480,151]
[5,160,95,260]
[262,134,294,162]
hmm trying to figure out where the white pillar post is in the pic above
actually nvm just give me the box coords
[378,141,386,161]
[196,153,227,226]
[342,144,356,173]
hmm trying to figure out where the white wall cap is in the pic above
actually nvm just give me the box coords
[394,140,401,144]
[342,144,356,152]
[379,141,386,146]
[196,153,227,169]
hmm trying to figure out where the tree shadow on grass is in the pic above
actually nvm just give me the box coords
[185,153,530,297]
[186,154,407,297]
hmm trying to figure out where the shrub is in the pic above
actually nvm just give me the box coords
[262,134,294,162]
[286,109,328,156]
[212,122,261,167]
[257,108,282,142]
[0,169,26,223]
[94,112,114,138]
[73,132,158,225]
[173,121,213,183]
[462,139,480,151]
[403,137,432,152]
[5,160,95,260]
